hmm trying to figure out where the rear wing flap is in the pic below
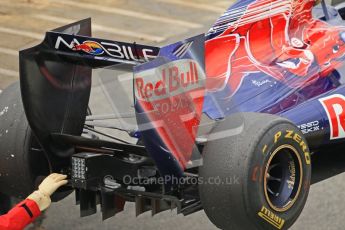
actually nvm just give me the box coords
[20,18,207,182]
[19,18,159,160]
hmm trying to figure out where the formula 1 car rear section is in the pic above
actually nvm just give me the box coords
[2,0,345,229]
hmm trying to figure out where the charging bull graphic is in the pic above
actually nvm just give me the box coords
[206,0,345,95]
[72,41,104,55]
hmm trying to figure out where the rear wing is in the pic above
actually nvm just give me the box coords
[19,18,159,161]
[19,19,207,181]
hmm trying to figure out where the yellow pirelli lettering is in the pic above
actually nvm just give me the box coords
[293,133,302,143]
[262,145,268,155]
[304,151,311,165]
[285,130,294,139]
[258,206,285,229]
[274,132,282,143]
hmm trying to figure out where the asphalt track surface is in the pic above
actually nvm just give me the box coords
[1,0,345,229]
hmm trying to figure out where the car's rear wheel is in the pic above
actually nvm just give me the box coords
[0,82,51,199]
[199,113,311,230]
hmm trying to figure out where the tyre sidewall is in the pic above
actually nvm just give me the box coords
[246,122,311,230]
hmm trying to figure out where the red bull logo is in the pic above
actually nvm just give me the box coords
[72,41,104,55]
[135,58,206,168]
[135,60,202,101]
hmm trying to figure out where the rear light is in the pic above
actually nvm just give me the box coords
[72,157,86,180]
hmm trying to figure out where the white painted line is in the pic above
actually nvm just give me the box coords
[33,14,166,42]
[0,68,18,77]
[48,0,202,29]
[0,27,43,40]
[0,47,18,56]
[155,0,225,13]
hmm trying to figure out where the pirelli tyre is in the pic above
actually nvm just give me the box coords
[199,113,311,230]
[0,82,51,199]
